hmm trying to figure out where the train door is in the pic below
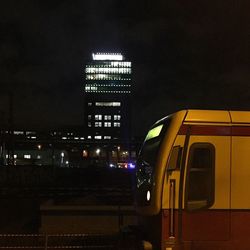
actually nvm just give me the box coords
[181,130,231,245]
[162,134,186,246]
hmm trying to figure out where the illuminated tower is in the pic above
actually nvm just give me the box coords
[84,53,132,142]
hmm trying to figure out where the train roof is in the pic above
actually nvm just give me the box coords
[183,110,250,124]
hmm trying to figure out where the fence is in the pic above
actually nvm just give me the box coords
[0,233,138,250]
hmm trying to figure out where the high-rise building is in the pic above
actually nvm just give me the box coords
[84,53,132,142]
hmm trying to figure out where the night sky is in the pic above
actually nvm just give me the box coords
[0,0,249,136]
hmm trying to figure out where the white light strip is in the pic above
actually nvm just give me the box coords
[92,53,123,61]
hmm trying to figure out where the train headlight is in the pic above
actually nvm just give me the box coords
[146,190,151,201]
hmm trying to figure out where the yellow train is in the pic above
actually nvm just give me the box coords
[135,110,250,250]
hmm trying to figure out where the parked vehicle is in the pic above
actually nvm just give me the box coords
[136,110,250,250]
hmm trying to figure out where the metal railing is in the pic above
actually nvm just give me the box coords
[0,234,122,250]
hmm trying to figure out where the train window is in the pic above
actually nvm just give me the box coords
[167,146,182,171]
[185,143,215,210]
[136,117,172,206]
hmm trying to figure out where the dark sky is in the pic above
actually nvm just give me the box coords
[0,0,249,136]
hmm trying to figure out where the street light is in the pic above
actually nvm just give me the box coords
[96,148,101,156]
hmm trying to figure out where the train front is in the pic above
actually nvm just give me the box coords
[135,111,187,250]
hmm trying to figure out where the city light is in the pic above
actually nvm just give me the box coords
[147,190,151,201]
[92,53,123,61]
[128,163,136,169]
[82,150,88,158]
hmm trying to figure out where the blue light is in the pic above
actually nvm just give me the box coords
[128,163,135,169]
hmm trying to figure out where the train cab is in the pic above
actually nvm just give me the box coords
[135,110,250,250]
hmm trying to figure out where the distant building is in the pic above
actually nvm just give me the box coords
[84,53,132,142]
[0,127,141,168]
[0,53,136,168]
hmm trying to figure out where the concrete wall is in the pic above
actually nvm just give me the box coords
[40,200,138,234]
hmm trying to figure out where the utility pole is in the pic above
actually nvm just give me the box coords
[7,92,14,166]
[0,111,6,166]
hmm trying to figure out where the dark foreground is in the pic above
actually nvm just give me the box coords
[0,233,139,250]
[0,166,138,249]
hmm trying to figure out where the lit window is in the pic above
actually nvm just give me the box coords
[104,136,112,139]
[104,115,111,120]
[94,135,102,140]
[26,131,36,135]
[114,115,121,120]
[88,115,92,120]
[104,122,111,127]
[88,122,92,127]
[111,61,118,67]
[92,53,123,61]
[95,115,102,120]
[85,67,95,73]
[14,131,24,135]
[95,102,121,107]
[95,122,102,127]
[87,136,92,139]
[114,122,121,127]
[24,155,31,159]
[88,102,92,106]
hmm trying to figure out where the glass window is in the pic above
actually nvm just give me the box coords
[167,146,182,170]
[95,102,121,107]
[104,115,111,120]
[114,122,120,127]
[185,143,215,210]
[95,115,102,120]
[136,117,172,206]
[104,122,111,127]
[95,122,102,127]
[114,115,121,120]
[104,136,111,139]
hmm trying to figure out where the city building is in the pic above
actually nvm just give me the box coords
[84,53,132,142]
[0,53,137,169]
[0,126,142,169]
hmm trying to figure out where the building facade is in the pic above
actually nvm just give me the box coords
[84,53,132,142]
